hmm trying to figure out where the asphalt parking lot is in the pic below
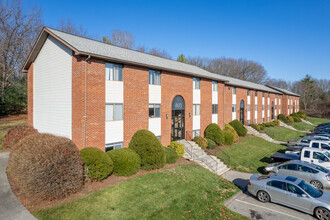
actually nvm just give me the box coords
[222,171,330,220]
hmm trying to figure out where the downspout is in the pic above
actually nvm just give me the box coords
[223,84,225,128]
[83,55,91,149]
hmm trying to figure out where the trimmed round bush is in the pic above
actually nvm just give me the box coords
[287,116,294,123]
[163,147,178,164]
[168,142,185,158]
[223,130,234,145]
[292,116,301,122]
[291,112,300,118]
[129,130,165,170]
[269,121,277,127]
[3,125,38,149]
[80,147,114,181]
[193,136,208,149]
[249,124,260,131]
[8,134,83,199]
[204,123,224,145]
[225,124,239,143]
[107,148,141,176]
[206,138,216,149]
[278,114,289,123]
[229,120,247,137]
[297,111,307,119]
[274,119,280,126]
[259,123,265,130]
[264,122,271,127]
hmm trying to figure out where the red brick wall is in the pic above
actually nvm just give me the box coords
[123,65,149,147]
[72,56,105,150]
[161,72,193,146]
[201,79,212,136]
[27,63,33,126]
[218,83,225,129]
[224,85,232,124]
[282,94,288,116]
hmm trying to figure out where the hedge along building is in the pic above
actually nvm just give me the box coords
[23,27,300,151]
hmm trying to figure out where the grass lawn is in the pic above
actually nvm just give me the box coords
[217,136,286,174]
[263,126,306,142]
[33,164,247,220]
[0,115,27,151]
[305,117,330,125]
[288,122,315,131]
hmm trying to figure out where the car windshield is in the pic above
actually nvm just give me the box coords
[298,180,323,198]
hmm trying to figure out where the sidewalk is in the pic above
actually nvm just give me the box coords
[0,152,36,220]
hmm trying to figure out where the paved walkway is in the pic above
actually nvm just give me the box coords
[0,152,36,220]
[221,170,252,190]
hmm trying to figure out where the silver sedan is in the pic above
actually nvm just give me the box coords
[248,174,330,220]
[265,160,330,189]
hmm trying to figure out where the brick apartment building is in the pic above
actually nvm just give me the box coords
[23,27,300,151]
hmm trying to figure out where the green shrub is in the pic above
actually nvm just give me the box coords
[259,123,265,130]
[129,130,165,171]
[168,142,185,158]
[106,148,141,176]
[163,147,178,164]
[291,112,300,118]
[269,121,277,127]
[8,134,83,199]
[249,124,260,131]
[204,123,224,145]
[206,138,216,149]
[224,124,239,143]
[292,116,302,122]
[193,136,208,149]
[264,122,271,127]
[287,116,294,123]
[80,147,114,181]
[274,119,280,126]
[297,111,307,119]
[3,125,38,149]
[278,114,289,123]
[223,130,234,145]
[229,120,247,137]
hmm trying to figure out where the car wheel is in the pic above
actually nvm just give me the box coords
[315,207,330,220]
[257,190,270,203]
[311,180,323,190]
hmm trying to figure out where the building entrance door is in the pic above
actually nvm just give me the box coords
[171,96,185,140]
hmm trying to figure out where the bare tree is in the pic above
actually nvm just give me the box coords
[0,0,42,103]
[148,48,172,59]
[110,29,134,49]
[266,78,291,90]
[58,18,89,37]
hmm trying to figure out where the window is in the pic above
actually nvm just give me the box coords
[255,118,257,123]
[312,143,319,149]
[301,139,310,144]
[267,180,286,190]
[193,78,200,89]
[106,63,123,81]
[212,81,217,91]
[232,104,236,112]
[149,104,161,118]
[303,150,310,158]
[247,120,250,124]
[255,91,258,96]
[268,92,270,97]
[263,92,265,97]
[321,144,330,151]
[255,104,257,111]
[247,90,250,96]
[149,70,161,85]
[263,118,264,122]
[156,136,161,141]
[297,165,318,173]
[247,104,250,111]
[287,183,304,195]
[232,87,236,94]
[193,129,200,138]
[268,116,270,121]
[313,152,328,161]
[193,104,200,115]
[262,105,264,110]
[212,104,218,114]
[106,104,123,121]
[105,142,123,152]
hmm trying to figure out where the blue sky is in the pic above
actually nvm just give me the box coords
[27,0,330,81]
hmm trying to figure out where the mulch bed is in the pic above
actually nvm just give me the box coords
[8,158,194,212]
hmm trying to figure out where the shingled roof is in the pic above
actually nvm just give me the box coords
[23,27,287,94]
[266,85,300,97]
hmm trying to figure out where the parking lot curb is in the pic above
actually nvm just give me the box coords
[223,190,244,207]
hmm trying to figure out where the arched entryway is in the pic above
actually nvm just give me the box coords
[239,100,244,124]
[171,95,185,140]
[271,101,274,120]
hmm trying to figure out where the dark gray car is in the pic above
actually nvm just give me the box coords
[265,160,330,189]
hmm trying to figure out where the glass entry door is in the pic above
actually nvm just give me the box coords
[172,110,185,140]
